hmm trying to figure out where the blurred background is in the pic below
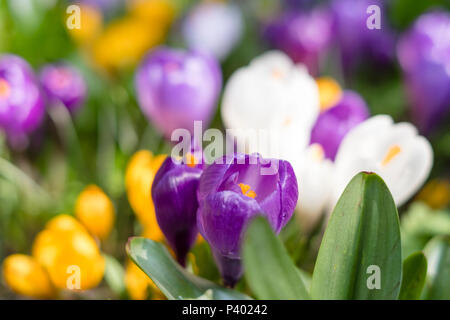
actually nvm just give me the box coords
[0,0,449,299]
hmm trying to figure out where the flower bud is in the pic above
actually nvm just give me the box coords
[75,185,115,240]
[151,157,203,266]
[0,54,45,138]
[40,63,86,112]
[2,254,55,299]
[135,47,222,138]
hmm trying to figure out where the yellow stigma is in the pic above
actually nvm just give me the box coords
[0,78,11,98]
[238,183,257,199]
[185,152,198,168]
[381,145,401,167]
[310,143,325,161]
[272,69,284,79]
[316,77,342,111]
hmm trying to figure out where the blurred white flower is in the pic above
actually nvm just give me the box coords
[221,50,320,160]
[330,115,433,210]
[182,1,243,61]
[294,143,334,231]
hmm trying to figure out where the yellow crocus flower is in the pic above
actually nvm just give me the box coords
[2,254,55,299]
[32,215,105,291]
[75,185,115,240]
[125,150,166,241]
[92,17,165,71]
[67,4,103,47]
[124,260,164,300]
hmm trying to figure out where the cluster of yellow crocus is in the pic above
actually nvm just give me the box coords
[124,150,167,300]
[2,186,114,298]
[67,0,176,72]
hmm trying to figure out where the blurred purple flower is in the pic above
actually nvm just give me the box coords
[135,47,222,138]
[40,63,87,113]
[397,11,450,134]
[330,0,396,74]
[310,91,369,161]
[73,0,122,14]
[197,154,298,287]
[152,156,203,266]
[0,54,45,138]
[264,8,333,75]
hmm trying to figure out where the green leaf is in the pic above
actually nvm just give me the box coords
[311,172,402,300]
[126,237,251,300]
[399,252,427,300]
[422,237,450,300]
[103,254,126,298]
[242,217,310,300]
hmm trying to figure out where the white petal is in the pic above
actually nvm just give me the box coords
[221,50,320,160]
[331,115,433,211]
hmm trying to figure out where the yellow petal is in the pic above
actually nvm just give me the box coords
[125,151,166,241]
[316,77,342,111]
[75,185,115,240]
[2,254,55,299]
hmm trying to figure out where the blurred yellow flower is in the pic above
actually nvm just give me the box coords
[316,77,342,111]
[32,215,105,291]
[416,179,450,210]
[2,254,55,299]
[92,17,165,71]
[125,150,166,241]
[67,4,103,47]
[128,0,176,26]
[75,185,115,240]
[124,260,164,300]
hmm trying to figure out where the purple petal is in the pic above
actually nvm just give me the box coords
[310,91,369,160]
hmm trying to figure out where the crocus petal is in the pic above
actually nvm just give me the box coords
[152,157,202,265]
[221,51,319,160]
[196,153,298,287]
[0,54,45,138]
[263,8,333,75]
[198,190,262,258]
[293,144,334,231]
[331,115,433,210]
[397,11,450,134]
[135,47,222,138]
[182,2,243,61]
[40,63,87,112]
[310,90,369,160]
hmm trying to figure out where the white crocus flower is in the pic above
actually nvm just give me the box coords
[182,2,243,61]
[294,143,334,232]
[329,115,433,211]
[221,50,320,161]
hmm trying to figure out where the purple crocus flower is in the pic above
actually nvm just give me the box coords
[0,54,45,138]
[264,8,333,75]
[135,47,222,139]
[330,0,396,75]
[397,11,450,134]
[152,156,203,266]
[40,63,87,113]
[310,91,369,161]
[197,154,298,287]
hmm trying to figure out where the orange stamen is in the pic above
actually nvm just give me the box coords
[238,183,257,199]
[185,153,197,168]
[381,145,401,167]
[0,79,11,98]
